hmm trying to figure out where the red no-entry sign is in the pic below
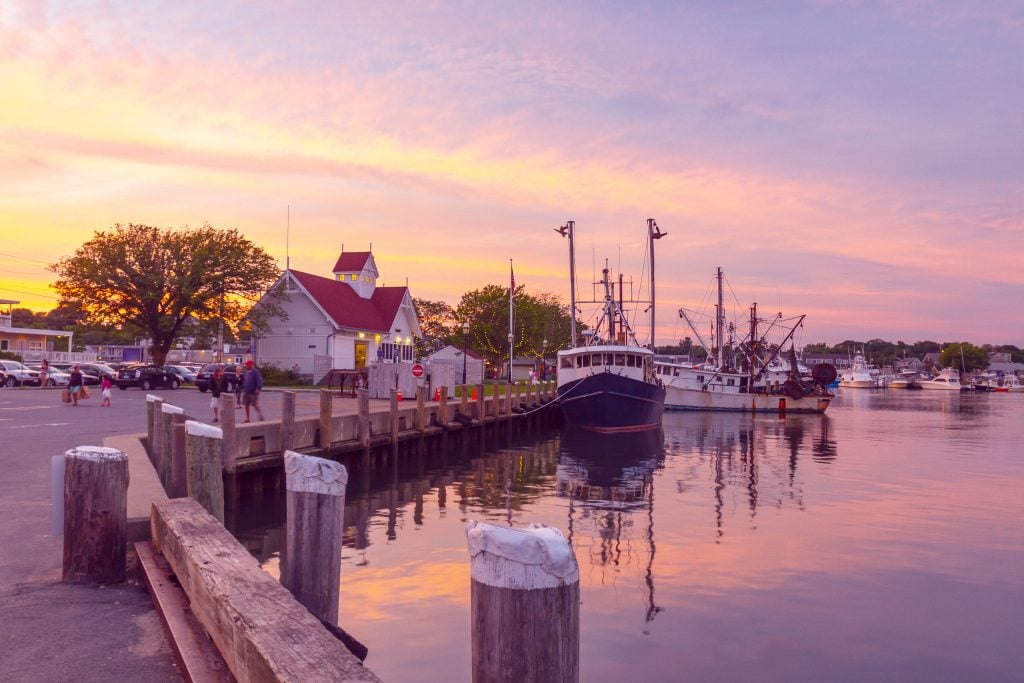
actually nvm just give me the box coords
[411,363,424,378]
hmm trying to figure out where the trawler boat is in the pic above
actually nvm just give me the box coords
[555,220,666,433]
[656,268,835,414]
[839,354,880,388]
[918,367,963,391]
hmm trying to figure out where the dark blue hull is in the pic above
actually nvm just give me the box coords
[557,373,665,433]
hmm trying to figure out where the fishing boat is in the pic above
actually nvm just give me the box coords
[918,367,963,391]
[839,353,880,388]
[555,220,666,433]
[657,268,835,414]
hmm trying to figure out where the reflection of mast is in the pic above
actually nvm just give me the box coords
[643,471,663,627]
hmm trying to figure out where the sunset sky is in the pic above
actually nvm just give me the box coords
[1,1,1021,346]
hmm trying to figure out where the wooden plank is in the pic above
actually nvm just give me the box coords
[151,498,380,683]
[134,541,235,683]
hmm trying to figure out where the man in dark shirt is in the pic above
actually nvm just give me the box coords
[241,360,264,423]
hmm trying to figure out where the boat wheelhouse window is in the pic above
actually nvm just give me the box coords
[673,368,680,376]
[614,354,625,366]
[580,355,590,368]
[592,354,603,367]
[627,355,637,367]
[726,378,735,386]
[697,375,704,382]
[561,357,573,369]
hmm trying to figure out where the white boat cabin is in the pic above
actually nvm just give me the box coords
[557,345,655,387]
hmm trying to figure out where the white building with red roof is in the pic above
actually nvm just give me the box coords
[253,250,420,382]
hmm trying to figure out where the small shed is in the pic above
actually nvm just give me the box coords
[425,345,486,386]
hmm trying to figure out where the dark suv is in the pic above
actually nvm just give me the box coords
[115,365,180,390]
[196,363,242,393]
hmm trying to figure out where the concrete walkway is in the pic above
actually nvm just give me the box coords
[0,385,352,682]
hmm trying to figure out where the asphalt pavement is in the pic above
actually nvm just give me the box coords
[0,384,333,682]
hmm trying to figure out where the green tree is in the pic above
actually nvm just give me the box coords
[51,223,282,366]
[938,342,989,372]
[413,298,457,357]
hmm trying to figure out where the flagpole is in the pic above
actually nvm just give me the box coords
[508,259,514,383]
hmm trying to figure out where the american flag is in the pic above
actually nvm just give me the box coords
[510,262,515,294]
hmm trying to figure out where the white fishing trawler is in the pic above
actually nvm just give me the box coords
[656,268,835,414]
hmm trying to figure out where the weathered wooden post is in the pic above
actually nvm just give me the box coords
[63,446,129,584]
[415,386,426,433]
[319,389,333,450]
[390,388,399,447]
[282,451,347,627]
[280,391,296,453]
[460,384,469,417]
[439,386,449,424]
[466,521,580,683]
[185,421,225,523]
[150,396,164,465]
[219,393,237,471]
[357,388,370,448]
[160,403,184,488]
[493,384,502,418]
[170,413,187,498]
[505,383,513,416]
[476,383,485,421]
[515,382,522,409]
[146,394,162,463]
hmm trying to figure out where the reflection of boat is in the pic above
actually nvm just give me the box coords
[658,268,835,413]
[919,367,963,391]
[839,353,880,388]
[557,427,665,625]
[555,221,666,433]
[889,371,922,390]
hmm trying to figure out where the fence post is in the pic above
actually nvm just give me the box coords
[220,393,237,471]
[319,389,333,449]
[185,421,225,523]
[283,451,347,627]
[281,391,296,453]
[466,521,580,683]
[63,446,129,584]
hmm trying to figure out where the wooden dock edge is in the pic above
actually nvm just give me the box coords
[151,498,381,683]
[134,540,235,683]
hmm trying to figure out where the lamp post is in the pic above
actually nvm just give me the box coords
[462,321,470,384]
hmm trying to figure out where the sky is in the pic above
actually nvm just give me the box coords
[1,1,1021,346]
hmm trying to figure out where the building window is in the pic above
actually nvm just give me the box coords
[0,340,7,351]
[350,273,357,281]
[28,341,43,352]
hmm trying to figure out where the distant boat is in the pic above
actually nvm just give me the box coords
[555,221,666,433]
[657,268,835,414]
[889,370,923,390]
[839,353,880,388]
[1002,375,1024,393]
[918,367,963,391]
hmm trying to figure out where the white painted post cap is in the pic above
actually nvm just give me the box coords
[185,420,223,439]
[161,403,185,414]
[466,520,579,589]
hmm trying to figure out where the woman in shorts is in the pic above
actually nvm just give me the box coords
[210,366,224,422]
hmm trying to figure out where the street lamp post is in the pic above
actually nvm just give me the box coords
[462,321,470,384]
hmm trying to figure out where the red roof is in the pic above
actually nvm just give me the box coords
[332,251,371,273]
[290,270,408,332]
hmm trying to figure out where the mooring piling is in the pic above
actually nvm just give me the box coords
[63,446,129,585]
[185,421,225,522]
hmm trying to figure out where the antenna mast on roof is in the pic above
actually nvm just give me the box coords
[286,205,290,271]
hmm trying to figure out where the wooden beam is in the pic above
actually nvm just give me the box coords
[151,498,380,682]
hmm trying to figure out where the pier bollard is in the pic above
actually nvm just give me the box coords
[170,413,187,498]
[185,421,225,523]
[357,388,370,448]
[281,391,296,453]
[150,396,164,466]
[466,521,580,683]
[283,451,347,627]
[63,446,128,584]
[145,394,161,464]
[160,403,185,489]
[319,389,333,449]
[219,393,237,471]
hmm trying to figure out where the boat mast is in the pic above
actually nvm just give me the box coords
[647,219,666,350]
[603,263,615,342]
[556,221,578,348]
[716,267,725,369]
[749,302,758,389]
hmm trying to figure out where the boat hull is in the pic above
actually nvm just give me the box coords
[557,373,665,433]
[664,386,832,413]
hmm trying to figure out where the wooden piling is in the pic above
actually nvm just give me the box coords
[319,389,333,449]
[160,403,184,488]
[170,413,187,498]
[219,393,237,472]
[185,421,225,523]
[146,394,161,462]
[415,386,426,433]
[505,383,513,416]
[357,388,370,448]
[439,386,449,424]
[281,391,296,452]
[63,446,129,584]
[476,383,485,421]
[150,396,164,465]
[282,451,347,627]
[466,520,580,683]
[390,389,399,446]
[460,384,469,417]
[515,382,522,409]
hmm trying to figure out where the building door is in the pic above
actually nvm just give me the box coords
[355,342,368,369]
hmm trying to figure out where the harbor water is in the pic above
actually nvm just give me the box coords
[234,390,1024,682]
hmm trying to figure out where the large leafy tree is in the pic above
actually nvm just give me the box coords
[938,342,989,373]
[413,298,457,357]
[51,223,282,365]
[455,285,576,368]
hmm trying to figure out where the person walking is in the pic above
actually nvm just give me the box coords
[241,360,264,423]
[210,366,225,422]
[234,364,244,408]
[39,359,49,387]
[100,374,112,407]
[68,364,83,406]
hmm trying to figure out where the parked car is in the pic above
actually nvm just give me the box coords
[115,365,180,390]
[195,363,242,392]
[49,363,101,386]
[165,365,197,384]
[28,365,71,386]
[0,360,41,387]
[79,363,118,382]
